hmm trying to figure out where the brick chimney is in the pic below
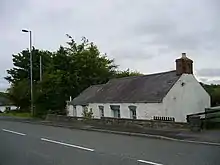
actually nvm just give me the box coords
[175,53,193,75]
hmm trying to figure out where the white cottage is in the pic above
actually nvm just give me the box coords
[67,53,210,122]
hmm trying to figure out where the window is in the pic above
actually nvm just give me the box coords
[113,109,120,118]
[110,105,120,118]
[129,105,137,119]
[99,105,104,117]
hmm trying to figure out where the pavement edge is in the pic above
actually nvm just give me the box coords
[1,118,220,146]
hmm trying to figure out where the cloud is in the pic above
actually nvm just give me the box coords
[199,78,209,83]
[209,80,220,84]
[1,0,220,89]
[132,0,220,52]
[197,68,220,77]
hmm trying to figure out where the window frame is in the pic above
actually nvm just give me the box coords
[129,105,137,119]
[98,105,104,117]
[110,105,121,118]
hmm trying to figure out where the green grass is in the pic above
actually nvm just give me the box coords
[0,112,31,118]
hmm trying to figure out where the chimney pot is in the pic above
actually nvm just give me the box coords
[182,53,186,58]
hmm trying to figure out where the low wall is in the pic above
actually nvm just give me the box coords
[46,114,189,130]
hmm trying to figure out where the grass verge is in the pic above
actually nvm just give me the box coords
[0,112,31,118]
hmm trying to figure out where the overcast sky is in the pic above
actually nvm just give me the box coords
[1,0,220,91]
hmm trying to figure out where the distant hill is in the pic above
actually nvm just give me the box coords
[0,92,12,106]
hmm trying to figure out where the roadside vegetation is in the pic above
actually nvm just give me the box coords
[0,111,31,118]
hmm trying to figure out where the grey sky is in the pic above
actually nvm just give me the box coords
[1,0,220,91]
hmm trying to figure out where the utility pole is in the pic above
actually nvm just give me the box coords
[40,55,42,81]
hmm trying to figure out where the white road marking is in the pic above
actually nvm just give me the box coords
[137,159,163,165]
[2,129,26,136]
[41,138,94,152]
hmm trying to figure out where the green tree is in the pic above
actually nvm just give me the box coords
[28,36,118,116]
[201,83,220,106]
[5,48,52,83]
[5,48,52,112]
[37,36,117,115]
[115,69,143,78]
[7,79,30,110]
[5,35,143,117]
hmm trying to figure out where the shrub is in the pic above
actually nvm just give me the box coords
[82,107,93,119]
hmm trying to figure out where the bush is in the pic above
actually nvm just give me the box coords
[82,107,93,119]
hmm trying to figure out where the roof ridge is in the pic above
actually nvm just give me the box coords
[142,70,176,77]
[109,70,176,82]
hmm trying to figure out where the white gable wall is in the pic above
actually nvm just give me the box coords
[163,74,210,122]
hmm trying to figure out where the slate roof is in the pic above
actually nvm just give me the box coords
[70,84,104,106]
[70,70,181,105]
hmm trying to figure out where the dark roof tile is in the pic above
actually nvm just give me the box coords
[70,70,180,105]
[70,84,103,105]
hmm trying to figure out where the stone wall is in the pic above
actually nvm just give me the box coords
[46,114,189,130]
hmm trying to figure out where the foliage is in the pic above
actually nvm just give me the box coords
[0,92,11,105]
[5,35,140,117]
[0,111,31,118]
[115,69,143,78]
[82,106,93,119]
[7,79,30,110]
[201,83,220,107]
[5,48,52,83]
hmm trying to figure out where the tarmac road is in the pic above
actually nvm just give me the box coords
[0,120,219,165]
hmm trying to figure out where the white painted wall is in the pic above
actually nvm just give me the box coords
[76,105,83,117]
[67,105,73,116]
[68,103,163,119]
[89,103,163,120]
[163,74,210,122]
[67,74,210,122]
[67,105,77,117]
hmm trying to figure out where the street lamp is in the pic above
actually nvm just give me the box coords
[22,29,34,116]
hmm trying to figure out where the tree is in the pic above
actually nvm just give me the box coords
[5,48,52,83]
[7,79,30,110]
[5,48,53,112]
[33,36,118,116]
[201,83,220,107]
[5,35,143,117]
[115,69,143,78]
[0,92,11,105]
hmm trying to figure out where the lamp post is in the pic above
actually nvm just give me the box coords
[22,29,34,116]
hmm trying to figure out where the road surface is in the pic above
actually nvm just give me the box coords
[0,120,219,165]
